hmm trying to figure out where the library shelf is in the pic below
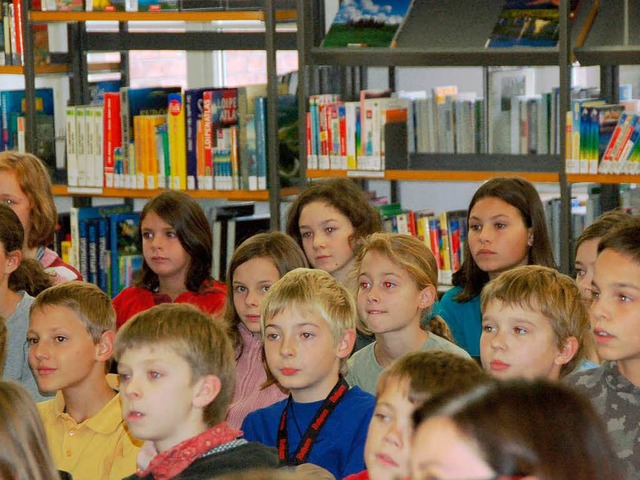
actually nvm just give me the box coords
[30,10,296,23]
[306,170,560,184]
[567,174,640,185]
[52,185,300,201]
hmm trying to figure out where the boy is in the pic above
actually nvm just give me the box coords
[567,216,640,479]
[115,302,279,479]
[27,282,141,480]
[242,268,375,479]
[346,350,489,480]
[480,265,592,380]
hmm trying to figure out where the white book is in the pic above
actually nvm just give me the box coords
[91,106,105,188]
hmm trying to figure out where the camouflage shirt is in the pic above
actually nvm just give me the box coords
[566,361,640,479]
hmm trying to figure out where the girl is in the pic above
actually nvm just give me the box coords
[347,232,470,394]
[0,151,81,283]
[286,178,382,290]
[113,191,226,329]
[438,176,555,357]
[0,380,65,480]
[223,231,308,429]
[0,204,54,402]
[411,379,621,480]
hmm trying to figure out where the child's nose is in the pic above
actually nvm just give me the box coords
[279,337,295,357]
[312,233,326,249]
[245,290,259,307]
[490,330,507,349]
[32,341,50,360]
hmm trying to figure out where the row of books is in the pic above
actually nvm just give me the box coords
[376,202,468,286]
[55,201,272,297]
[39,0,295,12]
[65,84,299,191]
[565,96,640,175]
[0,0,51,66]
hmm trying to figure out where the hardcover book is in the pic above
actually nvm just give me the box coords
[321,0,415,48]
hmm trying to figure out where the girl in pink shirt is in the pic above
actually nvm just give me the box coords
[223,232,308,428]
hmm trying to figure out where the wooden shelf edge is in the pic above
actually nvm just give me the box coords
[52,185,299,201]
[30,9,296,23]
[567,174,640,184]
[0,64,68,74]
[307,170,560,183]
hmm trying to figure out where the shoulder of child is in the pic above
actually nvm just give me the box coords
[564,362,606,391]
[424,333,472,359]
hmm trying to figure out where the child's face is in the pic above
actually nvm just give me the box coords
[264,305,351,403]
[118,344,208,453]
[141,211,190,287]
[357,251,432,336]
[480,300,570,380]
[0,170,31,244]
[28,306,102,393]
[591,249,640,369]
[364,378,414,480]
[411,415,495,480]
[575,238,599,302]
[233,257,280,334]
[298,201,355,281]
[468,197,531,279]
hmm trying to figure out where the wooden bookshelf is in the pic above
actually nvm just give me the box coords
[52,184,300,201]
[307,169,560,183]
[567,174,640,185]
[30,9,296,23]
[0,64,68,75]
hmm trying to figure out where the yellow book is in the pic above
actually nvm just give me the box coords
[167,93,186,190]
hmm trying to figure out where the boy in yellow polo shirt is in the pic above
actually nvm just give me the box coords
[27,282,141,480]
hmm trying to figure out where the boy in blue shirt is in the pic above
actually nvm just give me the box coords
[242,268,375,479]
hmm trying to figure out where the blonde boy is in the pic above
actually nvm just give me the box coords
[480,265,592,380]
[115,303,278,479]
[242,268,375,479]
[27,282,141,480]
[344,350,489,480]
[566,216,640,479]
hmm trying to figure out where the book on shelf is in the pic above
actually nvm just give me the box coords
[321,0,415,48]
[103,92,122,188]
[166,92,186,191]
[110,212,143,297]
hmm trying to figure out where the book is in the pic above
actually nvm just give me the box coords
[184,87,209,190]
[0,88,54,151]
[486,1,561,48]
[167,92,186,190]
[103,92,122,188]
[321,0,415,48]
[110,212,143,297]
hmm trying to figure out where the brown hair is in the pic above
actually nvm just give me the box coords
[597,214,640,264]
[285,178,382,253]
[480,265,590,377]
[136,191,214,292]
[354,232,452,341]
[453,177,555,302]
[0,380,62,480]
[576,209,631,251]
[114,303,235,426]
[223,232,308,353]
[0,152,57,249]
[412,379,621,480]
[376,350,489,405]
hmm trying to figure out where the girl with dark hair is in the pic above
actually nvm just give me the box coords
[113,191,226,329]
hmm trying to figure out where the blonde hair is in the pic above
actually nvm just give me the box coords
[114,303,235,426]
[261,268,356,373]
[354,232,452,341]
[0,152,57,249]
[0,380,61,480]
[480,265,590,377]
[376,350,488,406]
[31,281,115,343]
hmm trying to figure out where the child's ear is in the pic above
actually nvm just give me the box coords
[4,249,22,274]
[418,285,437,310]
[554,336,579,366]
[192,375,222,408]
[336,328,356,360]
[96,330,115,362]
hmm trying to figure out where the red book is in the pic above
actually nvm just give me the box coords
[103,92,122,188]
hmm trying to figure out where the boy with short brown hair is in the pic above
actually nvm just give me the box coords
[28,281,141,480]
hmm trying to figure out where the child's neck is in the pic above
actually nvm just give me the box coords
[0,287,20,319]
[157,277,188,301]
[62,372,116,423]
[331,258,355,289]
[616,358,640,387]
[374,326,429,368]
[290,371,342,404]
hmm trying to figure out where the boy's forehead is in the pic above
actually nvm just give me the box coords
[268,304,330,327]
[30,304,85,327]
[594,249,640,284]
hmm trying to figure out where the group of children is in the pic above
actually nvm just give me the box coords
[0,150,639,479]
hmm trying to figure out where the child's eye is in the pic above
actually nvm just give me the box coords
[301,332,314,339]
[234,285,247,294]
[166,231,177,238]
[373,412,390,422]
[142,231,153,239]
[3,199,14,206]
[575,268,585,278]
[26,336,38,346]
[619,294,632,302]
[495,222,507,229]
[469,223,481,231]
[514,327,527,335]
[482,324,496,333]
[54,336,67,343]
[148,371,162,380]
[266,333,279,341]
[591,289,600,300]
[325,227,335,234]
[300,231,312,239]
[119,373,131,383]
[359,281,370,290]
[383,281,395,289]
[261,285,272,293]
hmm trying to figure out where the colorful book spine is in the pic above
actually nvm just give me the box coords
[167,92,186,190]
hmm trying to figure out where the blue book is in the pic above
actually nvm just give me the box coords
[253,96,267,190]
[184,87,210,190]
[0,88,54,152]
[110,212,142,297]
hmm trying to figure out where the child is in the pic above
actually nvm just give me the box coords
[0,204,54,402]
[28,281,142,480]
[347,233,470,394]
[566,216,640,478]
[411,379,621,480]
[438,176,556,357]
[286,178,382,290]
[0,151,81,283]
[575,209,631,301]
[480,264,591,380]
[345,350,489,480]
[0,380,66,480]
[223,232,308,429]
[114,303,279,479]
[241,268,375,479]
[113,190,226,329]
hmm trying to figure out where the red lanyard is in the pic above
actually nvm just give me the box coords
[277,376,349,465]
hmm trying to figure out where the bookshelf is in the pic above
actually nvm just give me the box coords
[21,0,299,228]
[297,0,574,271]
